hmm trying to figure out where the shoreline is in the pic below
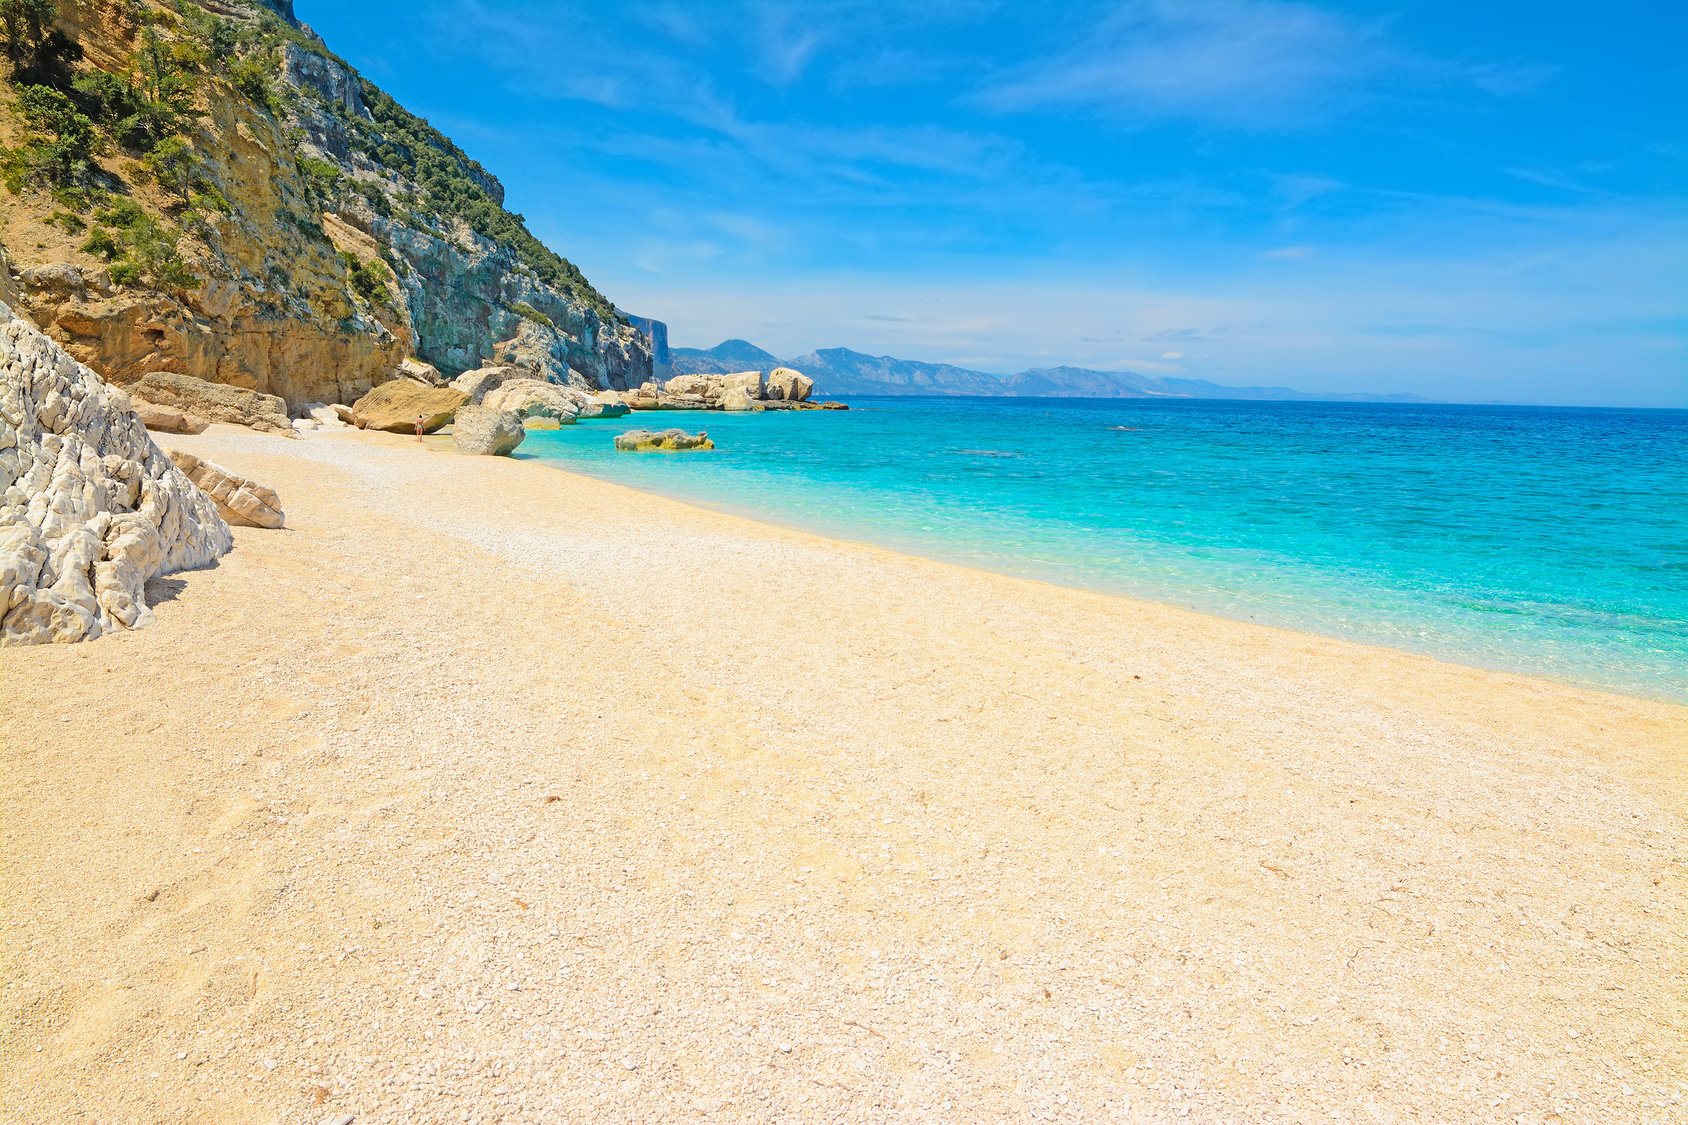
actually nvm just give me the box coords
[3,423,1684,1123]
[511,428,1684,709]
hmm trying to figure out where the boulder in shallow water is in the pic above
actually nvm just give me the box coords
[0,303,231,645]
[453,404,526,456]
[613,428,714,451]
[352,380,468,433]
[722,387,763,412]
[765,367,813,402]
[167,451,285,529]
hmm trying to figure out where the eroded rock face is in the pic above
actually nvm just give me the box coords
[452,406,526,456]
[352,381,468,434]
[766,367,814,402]
[167,452,285,530]
[613,428,715,451]
[480,379,582,425]
[451,365,522,406]
[132,372,294,436]
[722,387,762,412]
[0,305,231,645]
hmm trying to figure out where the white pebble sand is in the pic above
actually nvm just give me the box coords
[2,423,1683,1124]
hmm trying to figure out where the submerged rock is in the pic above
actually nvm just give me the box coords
[0,303,232,645]
[613,428,714,451]
[453,405,526,456]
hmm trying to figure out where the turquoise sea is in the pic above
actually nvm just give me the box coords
[520,398,1688,704]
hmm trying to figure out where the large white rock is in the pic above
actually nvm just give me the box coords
[765,367,813,402]
[480,379,581,425]
[452,405,526,456]
[0,303,232,645]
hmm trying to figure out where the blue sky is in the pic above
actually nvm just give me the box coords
[297,1,1685,405]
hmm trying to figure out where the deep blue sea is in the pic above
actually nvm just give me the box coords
[519,397,1688,704]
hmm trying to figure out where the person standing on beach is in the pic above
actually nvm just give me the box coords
[415,414,424,441]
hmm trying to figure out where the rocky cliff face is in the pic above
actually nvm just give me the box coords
[1,0,655,413]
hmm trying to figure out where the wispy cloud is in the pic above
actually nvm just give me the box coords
[973,0,1397,127]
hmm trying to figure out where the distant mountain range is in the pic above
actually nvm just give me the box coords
[670,341,1430,403]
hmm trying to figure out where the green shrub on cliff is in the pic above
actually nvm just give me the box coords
[339,251,391,305]
[1,84,101,189]
[91,198,198,290]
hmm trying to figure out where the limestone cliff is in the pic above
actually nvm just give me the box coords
[0,0,655,414]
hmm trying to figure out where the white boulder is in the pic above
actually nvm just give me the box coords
[0,303,231,645]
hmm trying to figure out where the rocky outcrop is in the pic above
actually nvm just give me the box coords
[1,305,231,645]
[131,372,295,435]
[480,380,582,425]
[131,401,210,435]
[167,451,285,529]
[651,368,818,410]
[614,428,715,452]
[766,367,815,402]
[451,365,520,405]
[722,387,762,412]
[453,406,525,456]
[351,381,468,434]
[2,0,653,416]
[581,391,630,419]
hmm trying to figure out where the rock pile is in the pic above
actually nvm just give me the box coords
[620,367,843,412]
[130,372,296,436]
[167,452,285,529]
[0,304,232,645]
[613,428,715,451]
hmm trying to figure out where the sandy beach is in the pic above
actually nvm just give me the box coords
[2,423,1683,1125]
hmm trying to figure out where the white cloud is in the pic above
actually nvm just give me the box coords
[974,0,1395,127]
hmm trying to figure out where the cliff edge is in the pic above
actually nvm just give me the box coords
[0,0,655,415]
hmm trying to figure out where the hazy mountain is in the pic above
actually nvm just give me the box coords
[674,343,1429,402]
[784,348,1007,395]
[670,339,783,375]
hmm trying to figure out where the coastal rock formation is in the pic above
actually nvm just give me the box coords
[132,372,294,436]
[480,379,581,425]
[581,391,630,419]
[614,428,715,452]
[766,367,814,402]
[1,305,231,645]
[453,406,526,456]
[451,365,521,405]
[644,368,821,411]
[131,401,210,435]
[0,0,656,414]
[167,451,285,529]
[352,381,467,434]
[722,387,762,412]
